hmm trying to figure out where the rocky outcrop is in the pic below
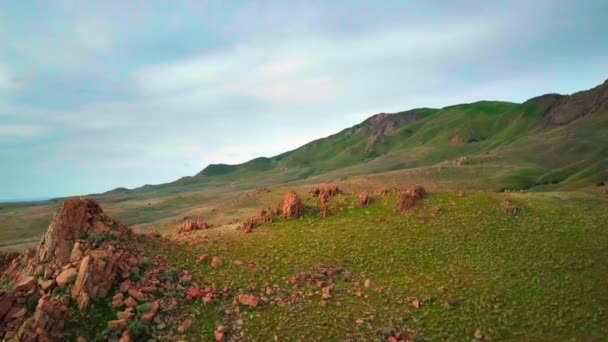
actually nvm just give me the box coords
[525,79,608,127]
[280,192,304,220]
[177,219,211,234]
[0,198,133,340]
[357,192,372,208]
[396,186,426,212]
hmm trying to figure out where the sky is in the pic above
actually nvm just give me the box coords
[1,0,607,200]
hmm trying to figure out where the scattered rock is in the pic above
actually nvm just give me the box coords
[238,294,260,307]
[357,192,372,208]
[411,299,421,309]
[178,318,193,333]
[177,219,211,234]
[501,199,521,215]
[364,279,374,288]
[124,297,138,308]
[119,279,132,293]
[141,301,160,324]
[127,288,145,302]
[474,329,484,340]
[107,319,127,331]
[211,256,223,269]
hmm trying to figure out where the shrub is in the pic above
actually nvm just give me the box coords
[127,320,149,339]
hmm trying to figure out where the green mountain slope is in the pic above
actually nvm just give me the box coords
[184,79,607,191]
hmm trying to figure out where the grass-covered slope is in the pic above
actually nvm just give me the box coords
[148,191,608,341]
[189,80,607,192]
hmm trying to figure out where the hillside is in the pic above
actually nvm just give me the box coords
[188,79,608,191]
[1,80,607,251]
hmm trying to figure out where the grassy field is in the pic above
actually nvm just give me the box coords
[137,191,608,341]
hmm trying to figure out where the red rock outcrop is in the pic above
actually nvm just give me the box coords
[357,192,372,208]
[501,199,521,215]
[177,219,211,234]
[280,192,304,219]
[396,186,426,212]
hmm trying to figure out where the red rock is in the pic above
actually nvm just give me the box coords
[140,286,157,293]
[280,192,304,219]
[196,254,209,264]
[124,297,138,308]
[117,311,134,320]
[127,288,145,302]
[178,318,193,333]
[411,299,421,309]
[356,319,364,325]
[210,256,223,269]
[177,219,210,234]
[357,192,371,208]
[0,293,16,320]
[77,336,87,342]
[15,276,36,292]
[9,306,27,319]
[238,294,260,307]
[396,185,426,212]
[40,279,55,291]
[203,293,214,305]
[119,330,133,342]
[112,292,125,308]
[474,329,484,340]
[364,279,374,288]
[233,260,244,266]
[69,242,83,262]
[119,279,131,293]
[141,301,159,324]
[186,287,203,299]
[107,319,127,330]
[56,267,77,288]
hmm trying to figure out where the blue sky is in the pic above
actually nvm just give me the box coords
[1,0,607,199]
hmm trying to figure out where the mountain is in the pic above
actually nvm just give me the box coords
[191,79,607,191]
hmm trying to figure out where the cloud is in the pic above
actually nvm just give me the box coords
[10,16,115,72]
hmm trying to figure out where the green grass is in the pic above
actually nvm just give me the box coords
[145,192,608,341]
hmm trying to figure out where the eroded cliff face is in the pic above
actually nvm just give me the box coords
[526,79,608,127]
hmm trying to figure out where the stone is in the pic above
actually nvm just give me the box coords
[112,292,125,308]
[119,279,131,293]
[9,307,27,319]
[141,301,160,324]
[178,318,193,333]
[56,267,77,288]
[70,242,83,262]
[474,329,484,340]
[238,294,260,307]
[186,287,202,299]
[15,276,36,292]
[107,319,127,330]
[411,299,421,309]
[40,279,55,291]
[364,279,374,288]
[211,256,223,269]
[124,297,138,308]
[280,192,304,219]
[117,311,134,320]
[128,288,146,302]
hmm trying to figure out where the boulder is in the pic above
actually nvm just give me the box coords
[238,294,260,307]
[55,268,77,288]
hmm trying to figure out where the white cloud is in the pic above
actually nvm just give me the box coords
[130,17,501,105]
[12,16,115,71]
